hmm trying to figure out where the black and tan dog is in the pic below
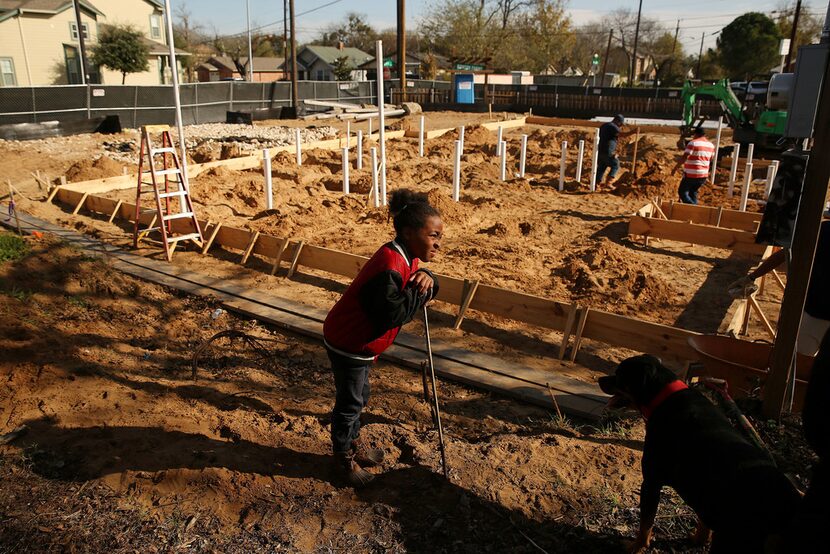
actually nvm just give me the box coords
[599,355,800,553]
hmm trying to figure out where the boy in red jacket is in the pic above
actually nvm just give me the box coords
[323,189,442,486]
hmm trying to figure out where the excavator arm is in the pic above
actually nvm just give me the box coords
[680,79,747,140]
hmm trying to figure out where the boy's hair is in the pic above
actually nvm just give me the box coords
[693,126,706,137]
[389,189,440,236]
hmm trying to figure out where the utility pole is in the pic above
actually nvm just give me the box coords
[601,29,613,86]
[784,0,802,70]
[666,19,680,83]
[397,0,406,102]
[72,0,88,84]
[763,8,830,417]
[289,0,298,112]
[630,0,643,85]
[283,0,288,81]
[697,32,706,79]
[246,0,254,81]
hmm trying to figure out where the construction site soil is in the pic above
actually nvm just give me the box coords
[0,113,801,552]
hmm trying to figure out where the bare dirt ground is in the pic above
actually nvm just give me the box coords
[0,113,800,552]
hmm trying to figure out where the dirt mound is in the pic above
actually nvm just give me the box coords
[555,239,677,308]
[426,187,468,223]
[65,156,127,183]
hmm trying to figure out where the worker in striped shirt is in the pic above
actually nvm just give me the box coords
[673,127,715,204]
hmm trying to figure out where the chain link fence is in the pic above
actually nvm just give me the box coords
[0,80,377,127]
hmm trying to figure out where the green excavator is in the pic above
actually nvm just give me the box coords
[679,76,792,149]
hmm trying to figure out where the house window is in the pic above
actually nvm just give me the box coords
[0,58,16,86]
[315,69,326,81]
[69,22,90,41]
[63,45,82,84]
[150,14,162,40]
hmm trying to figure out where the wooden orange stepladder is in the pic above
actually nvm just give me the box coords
[132,125,203,261]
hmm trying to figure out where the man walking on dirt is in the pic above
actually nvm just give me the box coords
[673,127,715,204]
[595,114,634,191]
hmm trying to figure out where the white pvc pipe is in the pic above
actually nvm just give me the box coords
[342,147,349,194]
[746,143,755,166]
[590,128,599,192]
[765,160,780,199]
[728,143,741,197]
[263,148,273,210]
[459,125,465,153]
[764,163,776,199]
[452,140,461,201]
[519,134,527,178]
[346,121,351,149]
[376,40,387,206]
[740,162,753,211]
[368,117,373,137]
[370,147,379,208]
[559,141,568,192]
[496,125,503,156]
[418,115,424,157]
[499,140,507,181]
[356,130,363,169]
[710,116,723,184]
[295,128,302,166]
[575,139,585,183]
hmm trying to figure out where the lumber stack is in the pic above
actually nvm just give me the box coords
[301,99,407,121]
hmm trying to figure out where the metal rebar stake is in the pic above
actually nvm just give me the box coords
[423,305,449,480]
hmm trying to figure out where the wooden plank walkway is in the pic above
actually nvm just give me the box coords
[4,211,609,420]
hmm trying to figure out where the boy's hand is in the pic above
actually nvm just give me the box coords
[408,271,434,296]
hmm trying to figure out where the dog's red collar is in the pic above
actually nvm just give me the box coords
[641,380,688,420]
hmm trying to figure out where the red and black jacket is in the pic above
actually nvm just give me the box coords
[323,239,439,361]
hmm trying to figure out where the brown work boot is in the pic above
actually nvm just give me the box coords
[351,437,384,467]
[334,451,374,487]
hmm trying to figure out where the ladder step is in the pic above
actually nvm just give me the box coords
[158,190,188,199]
[162,211,195,221]
[167,233,202,244]
[150,147,177,156]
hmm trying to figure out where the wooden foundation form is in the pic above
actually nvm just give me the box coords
[629,201,766,255]
[53,185,701,363]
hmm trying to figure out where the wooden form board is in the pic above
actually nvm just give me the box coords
[656,201,761,232]
[628,215,766,255]
[54,186,703,362]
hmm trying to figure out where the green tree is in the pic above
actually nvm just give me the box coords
[91,24,150,84]
[319,13,379,52]
[717,13,781,79]
[332,56,354,80]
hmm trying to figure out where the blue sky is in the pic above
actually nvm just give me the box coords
[176,0,827,53]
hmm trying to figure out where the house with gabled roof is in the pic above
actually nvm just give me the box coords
[0,0,188,86]
[196,56,287,82]
[297,43,373,81]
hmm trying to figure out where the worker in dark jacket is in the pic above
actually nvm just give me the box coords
[595,114,635,191]
[323,188,442,486]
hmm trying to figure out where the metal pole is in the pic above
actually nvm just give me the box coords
[763,5,830,417]
[697,33,706,79]
[72,0,88,84]
[397,0,406,102]
[631,0,643,85]
[784,0,802,71]
[289,0,298,110]
[283,0,289,81]
[246,0,254,81]
[710,116,723,184]
[163,0,189,205]
[601,30,613,87]
[423,306,449,481]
